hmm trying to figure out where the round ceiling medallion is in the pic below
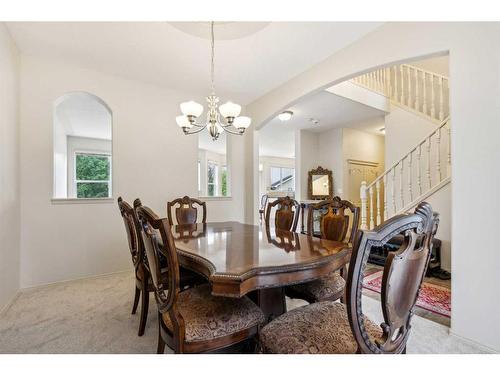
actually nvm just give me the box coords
[168,22,270,40]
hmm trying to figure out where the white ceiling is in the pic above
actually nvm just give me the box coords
[6,22,382,105]
[55,92,112,140]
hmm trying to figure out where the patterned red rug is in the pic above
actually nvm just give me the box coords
[363,270,451,318]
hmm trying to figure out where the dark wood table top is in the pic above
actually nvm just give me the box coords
[172,221,351,298]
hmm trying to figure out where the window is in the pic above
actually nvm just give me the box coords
[270,166,295,192]
[75,152,111,198]
[207,161,218,197]
[198,130,230,197]
[53,92,112,200]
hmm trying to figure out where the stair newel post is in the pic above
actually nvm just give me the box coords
[430,74,436,119]
[417,144,422,196]
[415,69,420,111]
[439,76,444,121]
[383,174,388,221]
[426,137,432,189]
[399,65,404,105]
[369,185,374,229]
[360,181,368,230]
[375,179,381,226]
[407,66,412,107]
[408,152,413,203]
[399,160,404,209]
[391,167,396,215]
[422,72,428,116]
[436,127,442,182]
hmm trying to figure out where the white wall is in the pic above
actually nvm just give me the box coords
[245,23,500,351]
[0,24,20,310]
[295,130,319,201]
[317,128,343,195]
[19,55,246,288]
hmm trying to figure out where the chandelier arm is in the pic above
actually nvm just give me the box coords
[221,127,244,136]
[183,125,207,135]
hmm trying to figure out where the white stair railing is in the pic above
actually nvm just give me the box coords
[360,116,451,229]
[351,63,449,123]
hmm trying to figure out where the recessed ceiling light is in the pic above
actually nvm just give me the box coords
[309,118,320,125]
[278,110,293,121]
[379,127,386,133]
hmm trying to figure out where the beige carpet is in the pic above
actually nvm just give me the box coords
[0,271,488,354]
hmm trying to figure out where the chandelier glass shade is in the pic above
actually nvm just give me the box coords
[176,22,251,141]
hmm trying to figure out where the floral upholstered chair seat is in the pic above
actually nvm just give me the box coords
[162,284,265,343]
[259,301,382,354]
[286,272,345,302]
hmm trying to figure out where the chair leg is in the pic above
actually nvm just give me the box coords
[131,286,140,314]
[157,314,166,354]
[402,346,407,354]
[138,289,149,336]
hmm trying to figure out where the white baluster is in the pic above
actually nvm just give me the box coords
[392,168,397,215]
[399,65,404,105]
[439,76,444,121]
[399,160,404,209]
[376,180,381,226]
[436,127,442,182]
[415,69,420,111]
[407,66,412,107]
[386,67,391,97]
[383,174,388,220]
[447,122,451,177]
[426,137,432,189]
[417,144,422,196]
[422,72,428,116]
[391,66,396,100]
[360,181,368,230]
[369,186,374,229]
[408,152,413,203]
[430,74,436,119]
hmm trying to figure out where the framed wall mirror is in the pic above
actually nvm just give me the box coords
[308,166,333,200]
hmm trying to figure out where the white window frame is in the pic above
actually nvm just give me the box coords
[207,160,219,197]
[270,166,295,192]
[74,151,112,198]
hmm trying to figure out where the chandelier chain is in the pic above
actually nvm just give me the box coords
[210,21,215,95]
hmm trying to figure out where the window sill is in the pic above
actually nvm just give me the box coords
[51,197,115,205]
[198,196,233,201]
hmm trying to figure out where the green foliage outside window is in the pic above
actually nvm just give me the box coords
[75,153,110,198]
[221,168,227,196]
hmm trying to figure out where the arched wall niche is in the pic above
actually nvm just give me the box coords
[53,91,113,199]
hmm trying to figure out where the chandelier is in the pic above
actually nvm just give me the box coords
[176,22,251,141]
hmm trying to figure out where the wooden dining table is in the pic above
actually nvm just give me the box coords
[171,221,351,321]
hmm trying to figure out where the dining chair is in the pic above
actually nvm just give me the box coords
[117,197,205,337]
[264,196,300,232]
[259,194,269,222]
[136,205,265,354]
[260,202,439,354]
[285,197,360,304]
[167,196,207,225]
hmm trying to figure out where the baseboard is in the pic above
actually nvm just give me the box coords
[20,269,131,293]
[449,329,499,353]
[0,290,22,316]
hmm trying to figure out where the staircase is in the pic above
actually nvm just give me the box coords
[351,63,450,123]
[351,64,451,229]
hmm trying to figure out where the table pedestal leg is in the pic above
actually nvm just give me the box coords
[249,287,286,322]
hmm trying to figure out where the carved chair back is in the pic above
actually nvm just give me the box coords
[265,196,300,232]
[167,196,207,226]
[117,197,145,275]
[136,206,181,325]
[346,202,439,354]
[307,197,360,244]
